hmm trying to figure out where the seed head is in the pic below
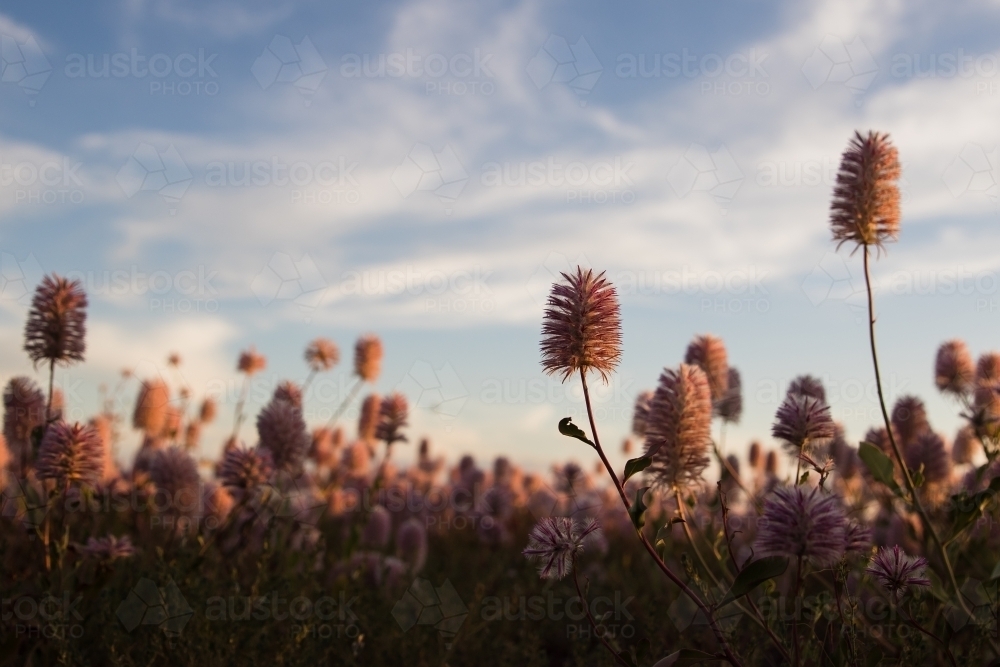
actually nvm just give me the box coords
[358,394,381,442]
[890,395,930,449]
[904,431,951,485]
[684,334,729,402]
[24,274,88,367]
[977,352,1000,384]
[522,516,601,580]
[199,398,217,424]
[643,364,712,489]
[715,367,743,423]
[132,380,170,436]
[36,422,104,488]
[540,267,622,383]
[772,394,835,453]
[396,517,428,572]
[631,390,653,437]
[952,426,980,465]
[3,377,45,459]
[305,337,340,371]
[256,399,309,473]
[376,393,408,445]
[935,340,975,396]
[787,375,827,404]
[830,131,901,252]
[361,505,391,548]
[354,334,383,382]
[237,347,267,375]
[755,486,846,565]
[218,446,274,491]
[272,381,303,408]
[867,545,930,596]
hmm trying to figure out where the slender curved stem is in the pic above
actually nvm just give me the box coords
[579,371,744,667]
[861,247,975,621]
[675,487,726,590]
[792,556,803,667]
[897,601,957,667]
[571,560,632,667]
[326,377,363,428]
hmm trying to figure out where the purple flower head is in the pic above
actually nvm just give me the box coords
[82,535,136,563]
[755,486,846,565]
[866,545,930,596]
[36,422,104,488]
[772,394,835,453]
[523,516,601,580]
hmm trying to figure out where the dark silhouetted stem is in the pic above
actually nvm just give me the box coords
[862,246,973,620]
[326,377,363,428]
[571,560,632,667]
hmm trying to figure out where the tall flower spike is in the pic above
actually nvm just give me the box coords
[305,337,340,372]
[772,394,835,454]
[684,334,729,402]
[272,381,303,408]
[24,274,88,367]
[715,367,743,423]
[890,395,930,449]
[376,393,408,445]
[935,340,975,396]
[132,380,170,436]
[218,446,273,491]
[540,267,622,383]
[150,447,201,515]
[867,545,930,597]
[354,334,383,382]
[952,426,980,465]
[787,375,827,404]
[830,130,901,252]
[35,422,104,488]
[256,398,309,473]
[237,347,267,375]
[358,394,381,442]
[631,390,653,437]
[755,486,846,565]
[522,516,601,580]
[643,364,712,489]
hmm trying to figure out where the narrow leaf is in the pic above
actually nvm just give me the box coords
[629,486,651,530]
[858,441,902,496]
[557,417,594,447]
[718,555,789,607]
[623,455,652,483]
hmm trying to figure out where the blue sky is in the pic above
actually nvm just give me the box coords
[1,0,999,474]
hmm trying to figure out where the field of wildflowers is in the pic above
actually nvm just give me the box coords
[1,131,999,666]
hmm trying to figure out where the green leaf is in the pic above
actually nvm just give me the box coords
[910,464,925,489]
[629,487,651,531]
[990,561,1000,581]
[718,555,789,607]
[652,649,718,667]
[858,441,903,497]
[798,471,809,486]
[623,456,652,483]
[557,417,594,447]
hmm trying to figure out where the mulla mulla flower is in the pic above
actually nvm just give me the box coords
[24,274,88,369]
[35,421,104,489]
[772,393,835,455]
[755,485,846,566]
[305,337,339,372]
[376,393,408,445]
[540,267,622,383]
[684,334,729,403]
[522,516,601,580]
[643,364,712,490]
[867,545,930,597]
[935,340,975,397]
[354,334,384,383]
[830,131,901,253]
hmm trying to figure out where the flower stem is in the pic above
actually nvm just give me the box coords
[326,376,363,428]
[571,559,632,667]
[861,246,974,620]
